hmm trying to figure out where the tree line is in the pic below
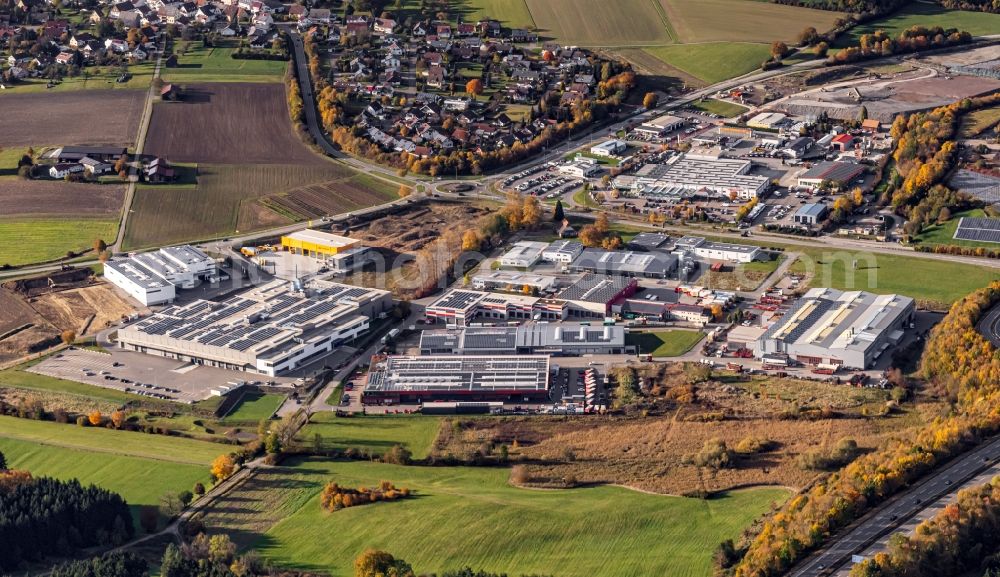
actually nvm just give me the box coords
[0,476,134,571]
[827,26,972,66]
[726,281,1000,577]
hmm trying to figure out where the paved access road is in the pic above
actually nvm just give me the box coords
[977,301,1000,349]
[790,436,1000,576]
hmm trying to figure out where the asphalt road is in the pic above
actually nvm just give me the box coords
[790,435,1000,576]
[977,301,1000,349]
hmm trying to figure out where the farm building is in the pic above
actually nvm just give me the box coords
[674,236,762,263]
[117,279,392,376]
[542,240,584,263]
[104,245,216,306]
[589,139,627,157]
[634,114,686,136]
[55,146,127,162]
[793,203,828,226]
[280,229,371,271]
[797,161,866,189]
[499,241,550,268]
[419,323,629,356]
[567,248,678,279]
[754,288,915,369]
[363,355,552,405]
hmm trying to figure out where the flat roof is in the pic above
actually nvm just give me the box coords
[471,270,558,289]
[421,323,625,353]
[636,155,769,194]
[570,248,677,275]
[796,203,828,218]
[545,239,583,254]
[675,236,760,255]
[558,273,633,303]
[799,161,865,183]
[500,241,549,262]
[366,355,551,394]
[628,232,671,249]
[119,279,389,362]
[760,288,913,354]
[641,114,685,129]
[105,245,213,290]
[284,229,357,248]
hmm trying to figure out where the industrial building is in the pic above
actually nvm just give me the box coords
[793,203,828,226]
[746,112,787,130]
[559,157,602,178]
[568,248,678,279]
[754,288,915,369]
[627,232,671,251]
[674,236,762,263]
[363,355,551,404]
[470,270,558,293]
[589,139,627,157]
[797,161,866,189]
[104,245,217,306]
[499,241,549,268]
[419,323,630,356]
[634,114,686,136]
[280,229,371,271]
[117,279,393,376]
[542,240,584,263]
[424,274,637,325]
[632,155,769,200]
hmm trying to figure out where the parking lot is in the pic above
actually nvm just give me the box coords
[29,347,298,404]
[501,166,584,199]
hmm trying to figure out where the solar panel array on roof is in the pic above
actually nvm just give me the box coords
[954,217,1000,244]
[784,298,834,343]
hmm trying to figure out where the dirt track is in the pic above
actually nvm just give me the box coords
[0,90,144,147]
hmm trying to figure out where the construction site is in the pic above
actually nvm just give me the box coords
[0,268,138,366]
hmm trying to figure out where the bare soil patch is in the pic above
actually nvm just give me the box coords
[0,181,125,218]
[144,83,326,164]
[0,90,144,147]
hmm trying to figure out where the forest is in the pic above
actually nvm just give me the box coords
[0,474,134,571]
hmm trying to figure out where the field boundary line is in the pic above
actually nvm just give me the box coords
[648,0,677,43]
[520,0,537,31]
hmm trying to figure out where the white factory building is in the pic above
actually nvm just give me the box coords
[499,241,550,268]
[542,240,584,263]
[754,288,915,369]
[589,139,627,157]
[674,236,762,263]
[104,245,217,306]
[633,114,687,136]
[117,279,392,376]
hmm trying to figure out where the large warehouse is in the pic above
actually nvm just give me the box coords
[674,236,762,263]
[117,279,392,376]
[633,155,770,200]
[104,245,217,306]
[567,248,678,279]
[796,161,866,189]
[280,229,371,272]
[363,355,552,404]
[754,288,915,369]
[419,323,629,356]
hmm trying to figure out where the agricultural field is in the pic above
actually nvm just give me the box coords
[0,61,156,94]
[644,43,774,85]
[297,414,442,459]
[221,391,285,424]
[0,219,118,267]
[960,105,1000,138]
[525,0,672,46]
[0,435,209,521]
[144,84,322,164]
[0,90,144,147]
[626,329,704,357]
[0,180,125,217]
[128,82,395,248]
[0,414,224,464]
[658,0,842,43]
[199,457,787,577]
[452,0,535,28]
[839,3,1000,46]
[160,44,288,84]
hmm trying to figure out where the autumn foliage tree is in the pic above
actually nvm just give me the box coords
[210,454,236,483]
[88,410,103,427]
[321,481,411,512]
[642,91,658,109]
[465,78,483,98]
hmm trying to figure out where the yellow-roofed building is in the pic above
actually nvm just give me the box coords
[281,229,359,258]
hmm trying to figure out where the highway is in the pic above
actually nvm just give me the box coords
[977,301,1000,349]
[789,435,1000,576]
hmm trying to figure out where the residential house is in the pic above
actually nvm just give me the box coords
[307,8,330,23]
[288,4,305,19]
[110,1,134,19]
[412,21,427,36]
[69,31,95,48]
[435,23,451,38]
[252,10,272,30]
[426,65,445,88]
[105,38,129,52]
[49,163,85,178]
[54,51,74,65]
[144,157,176,182]
[373,17,395,34]
[81,157,112,175]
